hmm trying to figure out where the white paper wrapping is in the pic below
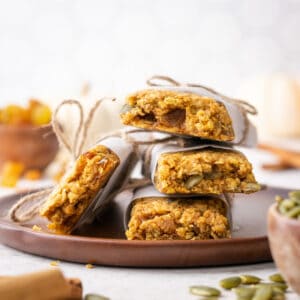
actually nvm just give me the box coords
[148,86,257,147]
[123,185,233,231]
[72,136,138,231]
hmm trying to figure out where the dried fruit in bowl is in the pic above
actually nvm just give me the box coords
[0,105,29,125]
[0,161,25,187]
[28,99,52,126]
[24,169,42,180]
[0,99,52,126]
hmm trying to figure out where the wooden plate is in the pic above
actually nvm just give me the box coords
[0,186,287,267]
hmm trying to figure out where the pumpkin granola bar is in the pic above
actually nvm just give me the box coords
[154,148,260,195]
[40,145,120,234]
[121,89,234,141]
[126,197,230,240]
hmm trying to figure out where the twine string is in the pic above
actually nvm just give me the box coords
[9,188,53,223]
[77,97,116,157]
[146,75,257,114]
[146,75,257,144]
[146,75,181,87]
[51,100,84,160]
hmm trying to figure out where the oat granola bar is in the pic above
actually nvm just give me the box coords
[154,148,260,195]
[40,145,120,234]
[120,89,234,142]
[126,197,230,240]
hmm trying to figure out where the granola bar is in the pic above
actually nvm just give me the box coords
[126,196,230,240]
[120,89,234,142]
[154,148,260,194]
[40,145,120,234]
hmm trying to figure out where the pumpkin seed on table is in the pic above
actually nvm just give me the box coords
[240,274,262,285]
[184,175,203,189]
[269,273,286,284]
[233,286,256,299]
[84,294,110,300]
[219,276,242,289]
[189,286,221,297]
[256,283,288,292]
[252,285,273,300]
[272,292,285,300]
[272,288,286,300]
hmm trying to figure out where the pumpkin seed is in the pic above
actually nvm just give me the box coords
[189,286,221,297]
[278,203,288,215]
[252,285,272,300]
[281,199,296,210]
[276,190,300,218]
[288,190,300,201]
[275,195,283,204]
[256,283,288,292]
[272,291,285,300]
[240,274,261,284]
[185,175,203,189]
[204,173,219,180]
[244,183,261,193]
[272,287,285,296]
[286,206,300,218]
[219,276,241,289]
[273,283,288,292]
[272,287,285,294]
[84,294,110,300]
[272,295,285,300]
[120,104,133,114]
[233,286,256,299]
[269,273,286,284]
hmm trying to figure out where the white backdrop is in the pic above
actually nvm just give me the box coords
[0,0,299,105]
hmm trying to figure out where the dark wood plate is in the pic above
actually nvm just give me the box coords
[0,186,288,267]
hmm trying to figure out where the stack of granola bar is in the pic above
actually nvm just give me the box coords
[121,87,260,240]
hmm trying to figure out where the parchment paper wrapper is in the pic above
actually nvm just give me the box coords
[122,185,233,231]
[148,86,257,147]
[72,136,138,231]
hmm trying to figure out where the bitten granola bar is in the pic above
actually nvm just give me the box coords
[126,197,230,240]
[120,89,234,142]
[40,145,120,234]
[154,148,260,195]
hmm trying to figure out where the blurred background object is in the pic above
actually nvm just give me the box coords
[1,0,300,143]
[0,100,58,187]
[0,0,299,105]
[239,74,300,140]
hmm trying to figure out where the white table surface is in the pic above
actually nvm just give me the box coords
[0,147,299,300]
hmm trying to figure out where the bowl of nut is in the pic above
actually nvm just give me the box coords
[0,100,59,187]
[268,190,300,295]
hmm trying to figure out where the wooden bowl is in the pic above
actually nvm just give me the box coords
[0,124,59,170]
[268,204,300,294]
